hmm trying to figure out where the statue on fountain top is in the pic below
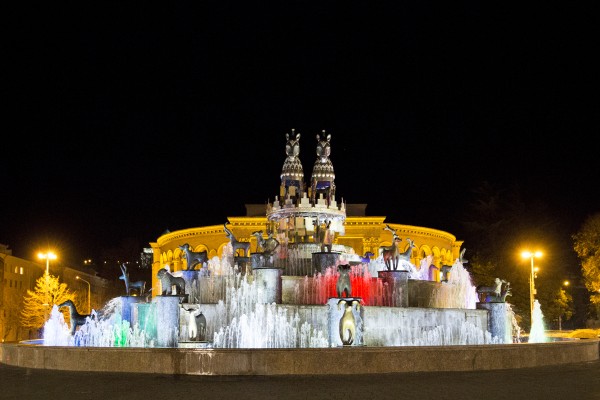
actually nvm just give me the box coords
[477,278,511,303]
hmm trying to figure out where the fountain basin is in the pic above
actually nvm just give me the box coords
[1,339,597,376]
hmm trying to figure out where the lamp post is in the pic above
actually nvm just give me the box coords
[76,276,91,314]
[38,251,57,274]
[559,280,570,331]
[38,252,57,314]
[521,250,542,325]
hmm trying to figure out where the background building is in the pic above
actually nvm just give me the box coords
[0,244,122,342]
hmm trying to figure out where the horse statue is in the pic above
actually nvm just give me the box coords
[157,268,186,296]
[178,243,208,271]
[251,230,280,255]
[224,222,250,257]
[57,299,91,335]
[119,264,146,296]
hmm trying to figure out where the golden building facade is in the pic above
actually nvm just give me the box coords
[148,131,463,295]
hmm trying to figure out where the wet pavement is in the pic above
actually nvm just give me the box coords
[2,359,600,400]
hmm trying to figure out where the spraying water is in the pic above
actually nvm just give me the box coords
[43,244,519,348]
[528,299,548,343]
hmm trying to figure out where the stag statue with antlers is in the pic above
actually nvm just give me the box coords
[119,263,146,297]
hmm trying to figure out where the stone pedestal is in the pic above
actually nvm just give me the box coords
[155,295,184,347]
[178,270,203,304]
[118,296,145,325]
[477,302,512,343]
[252,267,282,304]
[327,297,363,347]
[132,302,157,341]
[312,251,342,274]
[378,270,409,307]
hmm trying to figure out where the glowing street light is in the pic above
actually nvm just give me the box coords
[76,276,91,314]
[521,250,542,324]
[38,251,57,274]
[559,280,570,331]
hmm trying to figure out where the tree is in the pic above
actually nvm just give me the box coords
[20,271,78,332]
[459,181,576,330]
[573,212,600,318]
[537,284,573,329]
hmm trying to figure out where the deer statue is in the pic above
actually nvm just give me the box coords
[440,248,468,282]
[251,230,280,255]
[477,278,510,303]
[314,220,333,252]
[224,223,250,257]
[178,243,208,271]
[119,263,146,296]
[397,238,416,264]
[379,224,402,270]
[57,299,91,335]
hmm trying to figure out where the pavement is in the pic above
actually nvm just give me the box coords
[2,359,600,400]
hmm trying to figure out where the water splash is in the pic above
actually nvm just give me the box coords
[212,271,328,348]
[429,258,477,309]
[528,299,548,343]
[43,305,72,346]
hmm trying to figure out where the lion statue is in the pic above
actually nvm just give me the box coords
[157,268,186,296]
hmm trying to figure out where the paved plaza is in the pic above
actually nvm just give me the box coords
[2,359,600,400]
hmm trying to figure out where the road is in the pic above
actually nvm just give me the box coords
[2,359,600,400]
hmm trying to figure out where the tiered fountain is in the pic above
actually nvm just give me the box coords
[43,130,520,350]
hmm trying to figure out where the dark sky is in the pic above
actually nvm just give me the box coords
[2,3,597,267]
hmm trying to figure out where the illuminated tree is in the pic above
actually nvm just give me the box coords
[573,212,600,316]
[20,271,78,331]
[538,285,573,328]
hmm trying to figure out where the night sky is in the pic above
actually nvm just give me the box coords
[2,4,597,268]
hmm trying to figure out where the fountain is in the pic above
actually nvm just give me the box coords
[43,230,521,349]
[42,130,525,349]
[528,299,548,343]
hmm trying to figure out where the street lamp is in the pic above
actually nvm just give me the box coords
[559,280,570,331]
[76,276,91,314]
[521,250,542,324]
[38,251,57,274]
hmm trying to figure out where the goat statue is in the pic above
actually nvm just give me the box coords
[251,230,280,256]
[178,243,208,271]
[224,223,251,257]
[119,263,146,296]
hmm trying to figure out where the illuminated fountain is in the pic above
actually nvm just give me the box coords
[43,131,522,349]
[44,236,519,348]
[528,299,548,343]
